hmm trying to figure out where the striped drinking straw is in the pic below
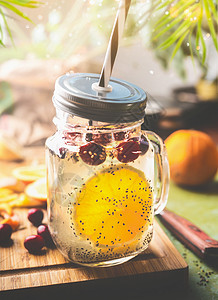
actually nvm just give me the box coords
[98,0,131,89]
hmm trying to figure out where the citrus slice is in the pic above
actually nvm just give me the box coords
[25,177,47,202]
[73,165,153,249]
[0,177,26,192]
[10,193,45,208]
[0,188,13,198]
[0,193,18,203]
[12,164,46,184]
[0,203,20,231]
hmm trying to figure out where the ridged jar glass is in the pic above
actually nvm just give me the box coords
[46,73,169,267]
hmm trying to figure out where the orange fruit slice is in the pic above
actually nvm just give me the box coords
[0,188,13,198]
[0,177,26,192]
[12,164,46,184]
[10,193,45,208]
[25,177,47,202]
[0,203,20,231]
[0,193,18,203]
[73,165,153,251]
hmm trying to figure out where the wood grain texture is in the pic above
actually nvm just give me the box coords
[0,208,188,293]
[0,147,188,294]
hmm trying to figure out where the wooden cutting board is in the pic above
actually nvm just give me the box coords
[0,147,188,296]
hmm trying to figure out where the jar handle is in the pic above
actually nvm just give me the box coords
[143,131,170,215]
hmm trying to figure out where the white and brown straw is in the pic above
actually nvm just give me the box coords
[98,0,131,89]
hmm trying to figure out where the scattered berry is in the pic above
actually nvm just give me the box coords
[116,141,140,163]
[37,224,54,247]
[24,235,45,253]
[27,208,44,226]
[79,142,106,165]
[0,223,13,243]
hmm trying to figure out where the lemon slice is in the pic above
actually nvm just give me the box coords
[73,165,153,248]
[12,165,46,184]
[25,177,47,202]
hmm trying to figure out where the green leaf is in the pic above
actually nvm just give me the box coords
[170,29,189,61]
[188,28,195,68]
[153,4,198,41]
[0,40,5,47]
[153,12,185,38]
[0,7,14,46]
[157,19,191,50]
[156,0,174,12]
[203,0,218,50]
[207,0,218,22]
[2,0,42,8]
[154,0,196,30]
[0,1,33,22]
[197,21,207,64]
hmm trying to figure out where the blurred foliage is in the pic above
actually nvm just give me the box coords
[0,0,217,79]
[91,0,218,79]
[0,0,42,46]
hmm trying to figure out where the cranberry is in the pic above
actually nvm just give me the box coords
[114,131,129,141]
[139,135,149,155]
[92,133,111,146]
[0,224,12,243]
[128,136,149,155]
[37,224,54,247]
[27,208,44,226]
[116,140,140,163]
[58,147,67,159]
[85,133,93,142]
[79,142,106,165]
[24,235,45,253]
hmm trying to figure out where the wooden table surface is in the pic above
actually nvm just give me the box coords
[0,147,189,300]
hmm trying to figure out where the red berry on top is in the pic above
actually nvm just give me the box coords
[27,208,44,226]
[24,235,45,253]
[139,135,149,155]
[92,133,111,146]
[114,131,129,141]
[116,141,140,163]
[0,223,12,243]
[129,136,149,155]
[79,142,106,165]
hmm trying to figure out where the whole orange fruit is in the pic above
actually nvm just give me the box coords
[165,130,218,186]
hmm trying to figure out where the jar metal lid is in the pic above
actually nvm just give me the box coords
[53,73,147,123]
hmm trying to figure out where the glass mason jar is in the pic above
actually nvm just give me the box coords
[46,73,169,267]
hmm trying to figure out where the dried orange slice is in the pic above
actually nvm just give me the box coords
[73,165,153,250]
[0,177,26,192]
[0,193,18,203]
[9,193,45,208]
[0,188,13,198]
[0,203,20,231]
[25,177,47,203]
[12,164,46,184]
